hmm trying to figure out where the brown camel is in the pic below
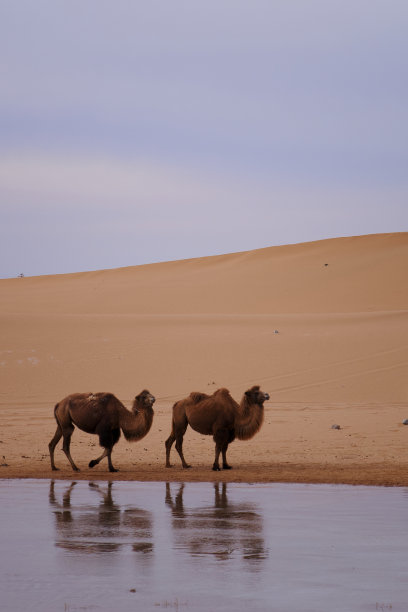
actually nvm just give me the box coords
[165,385,269,471]
[49,389,155,472]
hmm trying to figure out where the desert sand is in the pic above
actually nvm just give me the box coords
[0,232,407,486]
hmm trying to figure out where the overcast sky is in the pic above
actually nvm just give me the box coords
[1,1,407,277]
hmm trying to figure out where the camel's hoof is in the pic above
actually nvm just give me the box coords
[223,465,232,470]
[51,467,59,471]
[109,468,119,473]
[212,466,221,471]
[89,460,97,468]
[165,464,172,468]
[73,467,80,472]
[182,464,192,469]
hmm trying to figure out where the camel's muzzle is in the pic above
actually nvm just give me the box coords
[264,393,270,401]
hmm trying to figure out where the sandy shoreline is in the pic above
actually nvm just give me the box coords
[1,400,407,487]
[0,464,408,487]
[2,464,407,488]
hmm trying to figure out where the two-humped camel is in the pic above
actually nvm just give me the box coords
[49,390,155,472]
[165,385,269,471]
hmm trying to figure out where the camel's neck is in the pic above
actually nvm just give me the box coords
[234,397,264,441]
[119,404,154,441]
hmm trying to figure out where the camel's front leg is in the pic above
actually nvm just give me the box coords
[106,449,118,472]
[212,443,222,471]
[89,448,118,472]
[213,429,231,471]
[221,443,232,470]
[89,448,108,469]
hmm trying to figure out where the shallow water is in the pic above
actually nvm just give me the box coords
[0,480,407,612]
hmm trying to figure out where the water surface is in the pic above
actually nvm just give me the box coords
[0,479,407,611]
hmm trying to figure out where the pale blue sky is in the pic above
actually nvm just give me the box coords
[1,0,407,277]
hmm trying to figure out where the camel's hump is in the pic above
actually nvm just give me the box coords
[213,388,231,397]
[86,392,114,403]
[189,392,211,403]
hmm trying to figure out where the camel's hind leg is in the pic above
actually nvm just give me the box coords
[51,402,80,471]
[62,425,80,472]
[165,415,191,468]
[49,425,62,471]
[175,430,191,469]
[165,430,176,467]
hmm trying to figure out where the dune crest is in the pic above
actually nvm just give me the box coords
[1,232,407,315]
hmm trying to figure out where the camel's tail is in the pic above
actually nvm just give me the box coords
[169,400,180,434]
[169,398,188,436]
[53,402,63,430]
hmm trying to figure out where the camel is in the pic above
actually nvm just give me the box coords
[165,385,269,471]
[49,389,155,472]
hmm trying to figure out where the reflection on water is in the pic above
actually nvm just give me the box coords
[49,480,153,556]
[1,479,408,612]
[165,482,267,563]
[49,480,266,562]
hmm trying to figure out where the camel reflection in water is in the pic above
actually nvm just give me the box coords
[49,480,153,556]
[165,482,268,564]
[49,481,267,566]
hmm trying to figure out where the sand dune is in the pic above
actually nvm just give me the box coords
[1,233,407,485]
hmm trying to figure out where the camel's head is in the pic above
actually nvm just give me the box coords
[135,389,156,410]
[244,386,269,405]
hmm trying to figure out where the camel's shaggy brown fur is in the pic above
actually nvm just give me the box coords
[165,385,269,471]
[49,390,155,472]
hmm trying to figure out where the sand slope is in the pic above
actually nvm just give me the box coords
[1,233,407,484]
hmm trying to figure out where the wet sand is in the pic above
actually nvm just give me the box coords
[1,233,407,486]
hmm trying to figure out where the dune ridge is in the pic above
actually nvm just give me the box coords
[2,232,407,314]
